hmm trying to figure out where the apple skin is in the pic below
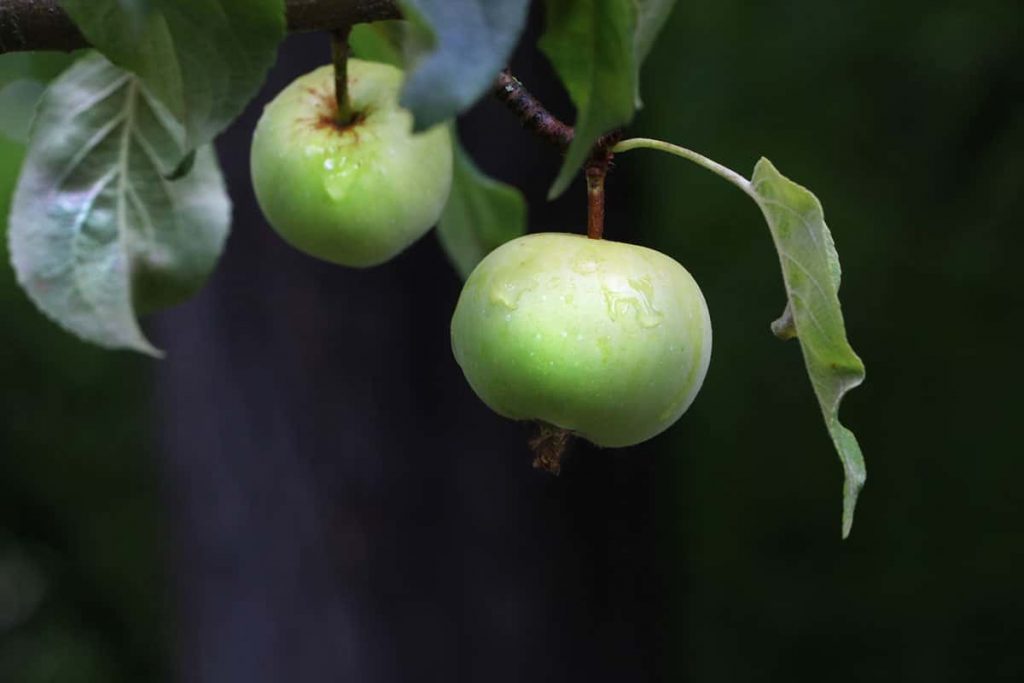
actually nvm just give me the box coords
[451,233,712,448]
[250,59,453,267]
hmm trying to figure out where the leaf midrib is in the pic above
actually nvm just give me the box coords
[65,78,144,341]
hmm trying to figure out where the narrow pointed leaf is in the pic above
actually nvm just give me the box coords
[58,0,285,157]
[750,157,866,537]
[8,53,230,355]
[632,0,677,106]
[397,0,531,130]
[437,139,526,279]
[540,0,638,199]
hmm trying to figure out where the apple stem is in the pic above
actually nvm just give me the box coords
[491,69,625,241]
[584,131,621,240]
[586,163,606,240]
[331,25,356,125]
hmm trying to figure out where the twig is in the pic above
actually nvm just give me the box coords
[0,0,401,54]
[492,69,574,150]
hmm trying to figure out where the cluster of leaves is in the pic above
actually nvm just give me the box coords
[5,0,680,356]
[3,0,866,534]
[7,0,285,354]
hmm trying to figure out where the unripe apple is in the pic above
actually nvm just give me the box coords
[451,233,712,448]
[250,59,453,267]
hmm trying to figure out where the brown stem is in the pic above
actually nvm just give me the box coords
[330,25,355,124]
[585,163,607,240]
[584,131,621,240]
[0,0,401,54]
[286,0,399,32]
[491,70,626,241]
[492,69,573,150]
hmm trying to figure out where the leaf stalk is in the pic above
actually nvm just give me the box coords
[612,137,756,200]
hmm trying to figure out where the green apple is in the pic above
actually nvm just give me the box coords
[250,59,453,267]
[451,233,712,448]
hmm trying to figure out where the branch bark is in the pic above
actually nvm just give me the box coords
[492,69,574,150]
[0,0,400,55]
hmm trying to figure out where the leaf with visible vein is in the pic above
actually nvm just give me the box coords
[58,0,285,159]
[8,53,230,355]
[397,0,531,130]
[437,139,526,279]
[540,0,637,199]
[750,158,866,537]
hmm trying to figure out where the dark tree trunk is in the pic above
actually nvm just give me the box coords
[154,16,667,683]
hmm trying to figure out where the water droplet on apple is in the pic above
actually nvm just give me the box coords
[489,279,536,310]
[601,275,663,328]
[571,251,600,275]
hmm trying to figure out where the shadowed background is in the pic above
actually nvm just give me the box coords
[2,1,1022,681]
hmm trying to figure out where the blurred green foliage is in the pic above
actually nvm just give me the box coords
[0,53,166,683]
[627,1,1023,679]
[1,2,1021,681]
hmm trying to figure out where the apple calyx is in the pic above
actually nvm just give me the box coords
[529,423,574,474]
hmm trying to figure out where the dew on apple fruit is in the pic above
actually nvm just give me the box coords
[600,275,664,329]
[324,165,359,202]
[571,250,600,275]
[490,279,536,310]
[451,233,712,448]
[250,60,453,267]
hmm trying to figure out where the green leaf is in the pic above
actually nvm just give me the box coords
[397,0,531,130]
[57,0,285,156]
[7,53,231,355]
[750,157,866,538]
[540,0,638,199]
[437,138,526,279]
[0,79,45,143]
[632,0,677,106]
[349,20,404,67]
[0,53,78,143]
[0,52,79,85]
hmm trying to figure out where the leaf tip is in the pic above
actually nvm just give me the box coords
[841,468,866,539]
[136,341,166,359]
[401,97,442,134]
[841,502,857,540]
[165,149,196,180]
[770,303,797,340]
[546,169,572,201]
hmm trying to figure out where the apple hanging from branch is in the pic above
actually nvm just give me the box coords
[250,59,453,267]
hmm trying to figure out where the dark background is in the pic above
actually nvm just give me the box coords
[2,1,1023,681]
